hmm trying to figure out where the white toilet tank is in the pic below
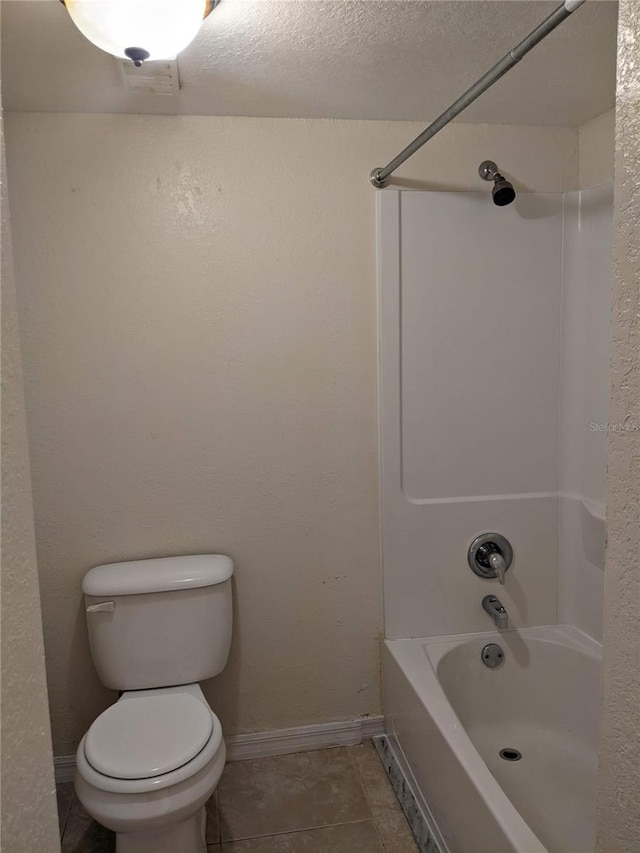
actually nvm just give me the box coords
[82,555,233,691]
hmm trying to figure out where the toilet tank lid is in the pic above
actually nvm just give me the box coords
[82,555,233,597]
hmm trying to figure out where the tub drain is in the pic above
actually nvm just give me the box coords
[481,643,504,667]
[499,748,522,762]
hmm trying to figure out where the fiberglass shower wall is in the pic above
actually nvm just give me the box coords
[557,184,613,642]
[378,188,612,640]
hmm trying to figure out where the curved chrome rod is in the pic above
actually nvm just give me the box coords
[369,0,586,188]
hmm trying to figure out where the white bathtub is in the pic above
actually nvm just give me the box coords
[383,625,601,853]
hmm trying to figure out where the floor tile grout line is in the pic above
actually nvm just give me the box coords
[220,817,379,845]
[371,816,391,853]
[60,807,70,843]
[57,785,74,842]
[65,793,85,839]
[215,789,221,845]
[217,744,377,844]
[63,795,76,840]
[347,743,420,852]
[347,742,407,822]
[345,740,398,834]
[347,743,379,817]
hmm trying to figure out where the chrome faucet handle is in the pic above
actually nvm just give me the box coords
[488,551,506,585]
[468,533,513,583]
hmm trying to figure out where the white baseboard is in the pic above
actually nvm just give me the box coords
[226,716,385,762]
[54,716,385,784]
[54,754,77,784]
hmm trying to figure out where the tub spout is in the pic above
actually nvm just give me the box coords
[482,595,508,630]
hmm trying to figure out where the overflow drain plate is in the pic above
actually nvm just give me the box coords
[481,643,504,668]
[499,748,522,762]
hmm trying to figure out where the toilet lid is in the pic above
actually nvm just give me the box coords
[84,693,213,780]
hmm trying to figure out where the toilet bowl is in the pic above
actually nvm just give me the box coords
[76,685,226,853]
[75,555,234,853]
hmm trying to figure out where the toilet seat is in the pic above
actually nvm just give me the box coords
[77,686,224,795]
[85,691,213,780]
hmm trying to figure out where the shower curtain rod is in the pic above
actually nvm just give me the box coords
[369,0,586,188]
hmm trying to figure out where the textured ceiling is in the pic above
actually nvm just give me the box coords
[1,0,617,125]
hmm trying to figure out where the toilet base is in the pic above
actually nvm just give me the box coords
[116,806,206,853]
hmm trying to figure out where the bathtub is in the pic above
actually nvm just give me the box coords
[383,625,601,853]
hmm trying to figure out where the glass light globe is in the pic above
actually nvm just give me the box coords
[64,0,214,64]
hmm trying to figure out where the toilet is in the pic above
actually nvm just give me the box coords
[75,554,233,853]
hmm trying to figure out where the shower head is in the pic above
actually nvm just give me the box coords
[492,175,516,207]
[478,161,516,207]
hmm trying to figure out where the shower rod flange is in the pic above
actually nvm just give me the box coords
[369,168,386,189]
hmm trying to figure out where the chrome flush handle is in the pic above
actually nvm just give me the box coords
[86,601,115,613]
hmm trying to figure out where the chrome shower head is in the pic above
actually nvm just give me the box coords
[479,160,516,207]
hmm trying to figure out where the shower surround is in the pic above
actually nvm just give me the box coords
[378,185,612,853]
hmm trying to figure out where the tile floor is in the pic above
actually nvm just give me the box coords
[57,743,420,852]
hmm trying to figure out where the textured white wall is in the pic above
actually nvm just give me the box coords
[0,115,59,850]
[5,113,578,755]
[597,1,640,848]
[579,109,615,189]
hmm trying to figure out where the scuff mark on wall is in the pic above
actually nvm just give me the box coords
[170,161,205,227]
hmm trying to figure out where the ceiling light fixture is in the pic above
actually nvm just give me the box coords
[60,0,219,66]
